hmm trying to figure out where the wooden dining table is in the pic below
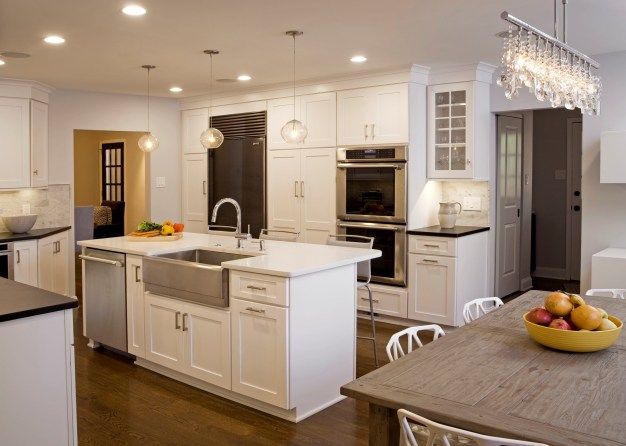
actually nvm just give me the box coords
[341,290,626,446]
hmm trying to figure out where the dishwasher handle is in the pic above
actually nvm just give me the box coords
[79,254,125,267]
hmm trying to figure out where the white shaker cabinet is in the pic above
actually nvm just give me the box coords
[337,84,408,146]
[267,96,301,150]
[408,254,456,325]
[126,255,145,358]
[0,97,30,188]
[182,108,209,154]
[230,297,289,409]
[182,153,208,233]
[267,149,301,233]
[13,240,38,287]
[144,293,186,372]
[30,100,49,187]
[38,231,69,296]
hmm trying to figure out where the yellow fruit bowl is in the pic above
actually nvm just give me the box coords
[523,313,623,352]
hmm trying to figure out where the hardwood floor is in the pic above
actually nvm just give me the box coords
[73,264,407,445]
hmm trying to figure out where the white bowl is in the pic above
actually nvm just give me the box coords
[2,214,38,233]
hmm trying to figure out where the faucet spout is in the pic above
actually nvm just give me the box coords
[210,198,249,247]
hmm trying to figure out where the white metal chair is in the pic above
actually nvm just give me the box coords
[585,288,626,299]
[386,325,445,362]
[462,297,504,324]
[327,234,378,367]
[259,228,300,242]
[398,409,548,446]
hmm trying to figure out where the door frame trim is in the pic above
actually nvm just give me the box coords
[565,117,582,280]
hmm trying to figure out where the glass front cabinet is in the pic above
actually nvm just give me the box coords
[428,82,485,179]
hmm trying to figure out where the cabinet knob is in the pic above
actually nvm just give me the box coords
[33,169,38,175]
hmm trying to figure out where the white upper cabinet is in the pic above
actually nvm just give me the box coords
[0,97,30,189]
[267,92,336,150]
[182,108,209,154]
[337,84,408,146]
[428,81,489,180]
[30,100,49,187]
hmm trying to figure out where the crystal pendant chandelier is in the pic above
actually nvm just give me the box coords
[498,1,601,115]
[138,65,159,152]
[281,30,307,144]
[200,50,224,149]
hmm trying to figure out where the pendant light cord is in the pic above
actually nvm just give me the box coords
[292,33,296,119]
[147,67,151,133]
[209,53,213,128]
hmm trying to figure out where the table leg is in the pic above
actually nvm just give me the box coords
[369,403,399,446]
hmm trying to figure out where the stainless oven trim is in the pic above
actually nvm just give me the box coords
[336,221,406,287]
[336,161,407,224]
[337,145,408,162]
[0,243,14,280]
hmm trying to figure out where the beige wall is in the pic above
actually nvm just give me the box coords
[73,130,149,232]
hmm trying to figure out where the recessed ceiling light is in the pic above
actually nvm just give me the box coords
[237,75,252,81]
[122,4,147,16]
[350,55,367,63]
[44,35,65,45]
[0,60,5,66]
[169,86,183,93]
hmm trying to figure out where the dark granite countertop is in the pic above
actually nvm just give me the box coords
[0,226,71,243]
[0,278,78,323]
[407,225,490,238]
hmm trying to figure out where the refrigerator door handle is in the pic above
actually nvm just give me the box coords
[300,181,304,198]
[294,181,298,198]
[202,180,207,195]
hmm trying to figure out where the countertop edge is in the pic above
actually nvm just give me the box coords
[0,300,79,323]
[0,226,72,243]
[406,226,490,238]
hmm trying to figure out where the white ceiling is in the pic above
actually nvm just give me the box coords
[1,0,625,98]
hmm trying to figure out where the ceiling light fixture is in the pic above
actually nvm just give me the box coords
[237,74,252,81]
[281,30,307,144]
[43,35,65,45]
[200,50,224,149]
[0,60,5,66]
[498,0,601,115]
[138,65,159,153]
[122,4,147,16]
[350,55,367,63]
[169,86,183,93]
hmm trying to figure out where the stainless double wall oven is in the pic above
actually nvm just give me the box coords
[336,146,407,286]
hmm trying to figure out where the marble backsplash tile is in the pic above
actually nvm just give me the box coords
[0,184,71,232]
[440,181,489,226]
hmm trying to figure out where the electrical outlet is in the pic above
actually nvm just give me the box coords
[463,196,481,211]
[156,176,166,188]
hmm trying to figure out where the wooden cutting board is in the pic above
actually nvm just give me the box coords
[126,233,183,242]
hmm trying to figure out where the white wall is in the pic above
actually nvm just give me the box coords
[581,51,626,292]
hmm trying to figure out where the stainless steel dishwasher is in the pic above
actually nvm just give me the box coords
[80,248,127,352]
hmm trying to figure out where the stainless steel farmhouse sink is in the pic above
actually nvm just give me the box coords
[142,250,253,308]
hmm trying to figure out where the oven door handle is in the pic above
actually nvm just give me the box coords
[337,163,405,170]
[337,222,404,232]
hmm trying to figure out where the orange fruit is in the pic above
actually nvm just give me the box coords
[570,305,602,331]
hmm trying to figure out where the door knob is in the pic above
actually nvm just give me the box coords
[573,205,581,212]
[574,190,580,197]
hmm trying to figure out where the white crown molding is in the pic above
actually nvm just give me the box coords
[0,77,54,103]
[428,62,497,85]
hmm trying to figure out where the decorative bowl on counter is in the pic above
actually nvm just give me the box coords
[2,214,38,234]
[523,312,623,352]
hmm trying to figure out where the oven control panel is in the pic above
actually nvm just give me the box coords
[338,146,407,162]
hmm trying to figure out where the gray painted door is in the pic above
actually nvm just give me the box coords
[568,119,582,280]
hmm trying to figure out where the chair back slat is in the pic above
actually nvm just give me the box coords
[386,325,445,362]
[586,288,626,299]
[327,235,374,282]
[463,297,504,324]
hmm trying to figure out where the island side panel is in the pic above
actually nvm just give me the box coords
[288,263,357,420]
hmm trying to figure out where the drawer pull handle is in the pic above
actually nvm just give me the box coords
[424,244,440,248]
[245,307,266,314]
[360,297,380,303]
[423,259,439,264]
[175,311,181,330]
[246,285,267,291]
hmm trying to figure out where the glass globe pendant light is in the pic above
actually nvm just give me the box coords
[138,65,159,153]
[281,30,307,144]
[200,50,224,149]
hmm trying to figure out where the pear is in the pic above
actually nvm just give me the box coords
[596,307,609,319]
[596,318,618,331]
[569,294,585,308]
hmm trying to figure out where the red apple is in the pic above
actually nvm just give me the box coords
[526,307,554,326]
[549,318,572,330]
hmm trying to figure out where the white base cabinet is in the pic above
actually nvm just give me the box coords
[13,240,38,287]
[37,231,69,296]
[356,283,408,318]
[126,255,145,358]
[408,232,489,326]
[182,153,208,233]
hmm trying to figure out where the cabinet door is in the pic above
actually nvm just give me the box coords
[231,298,289,408]
[267,150,301,233]
[182,108,209,154]
[337,89,370,146]
[0,97,30,188]
[183,302,231,389]
[370,84,409,144]
[428,83,473,179]
[13,240,38,287]
[300,148,336,244]
[408,254,456,325]
[30,100,49,188]
[267,97,301,150]
[126,255,145,358]
[182,153,207,233]
[52,232,69,296]
[300,92,336,148]
[37,235,55,293]
[144,293,185,371]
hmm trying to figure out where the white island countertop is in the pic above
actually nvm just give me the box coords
[78,232,381,278]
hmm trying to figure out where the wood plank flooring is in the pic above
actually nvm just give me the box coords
[73,265,406,445]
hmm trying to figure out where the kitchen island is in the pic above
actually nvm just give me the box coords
[78,232,380,422]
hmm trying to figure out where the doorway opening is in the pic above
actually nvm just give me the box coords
[495,109,582,298]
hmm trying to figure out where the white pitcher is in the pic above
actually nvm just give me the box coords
[438,202,462,229]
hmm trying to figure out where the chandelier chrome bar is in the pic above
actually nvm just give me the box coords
[500,11,599,68]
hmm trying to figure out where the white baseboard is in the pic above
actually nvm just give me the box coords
[533,267,567,280]
[520,276,533,291]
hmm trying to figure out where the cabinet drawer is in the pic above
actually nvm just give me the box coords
[409,235,457,257]
[356,285,407,318]
[230,271,289,307]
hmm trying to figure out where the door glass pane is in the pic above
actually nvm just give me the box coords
[105,167,110,183]
[105,185,110,200]
[451,105,465,117]
[345,167,396,217]
[105,149,110,165]
[116,167,122,183]
[116,149,122,164]
[435,147,450,170]
[116,186,122,200]
[451,129,465,144]
[342,226,396,280]
[451,90,466,104]
[451,146,466,170]
[435,92,449,106]
[435,105,449,118]
[111,167,116,183]
[435,118,450,130]
[436,130,450,145]
[451,117,465,128]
